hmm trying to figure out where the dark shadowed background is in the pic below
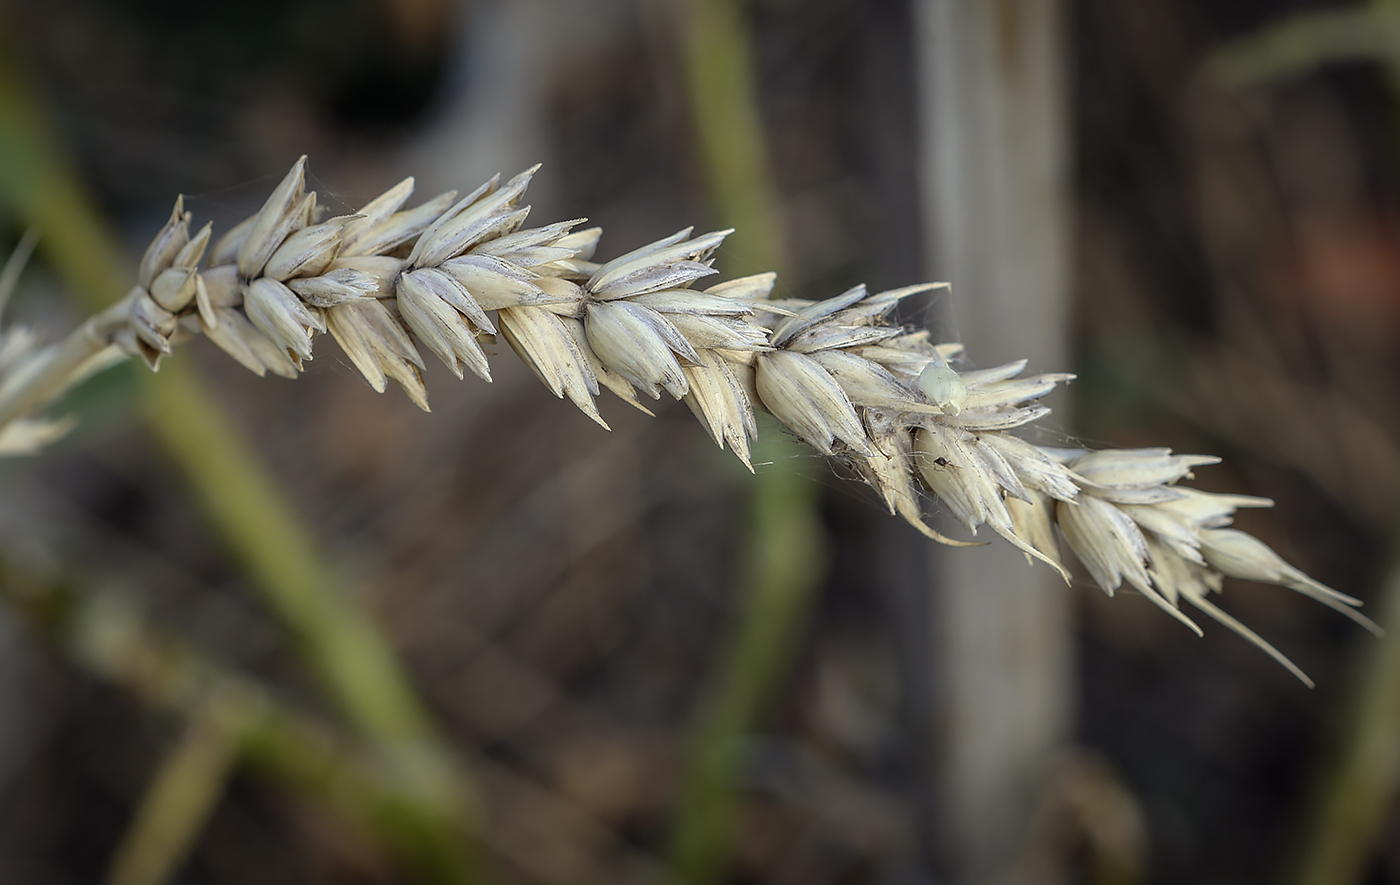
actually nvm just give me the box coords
[0,1,1396,883]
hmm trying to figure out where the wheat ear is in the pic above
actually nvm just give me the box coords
[0,157,1376,684]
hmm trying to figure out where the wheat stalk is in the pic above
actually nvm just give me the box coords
[0,157,1377,684]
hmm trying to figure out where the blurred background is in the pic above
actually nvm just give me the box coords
[0,0,1397,883]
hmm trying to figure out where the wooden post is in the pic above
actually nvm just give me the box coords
[913,1,1074,881]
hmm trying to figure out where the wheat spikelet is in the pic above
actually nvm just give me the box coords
[0,157,1378,684]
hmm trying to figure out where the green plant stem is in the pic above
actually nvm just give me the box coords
[1206,3,1400,88]
[0,52,131,310]
[1290,545,1400,885]
[678,0,785,276]
[668,444,823,885]
[137,367,476,873]
[106,694,244,885]
[666,2,827,884]
[137,367,431,743]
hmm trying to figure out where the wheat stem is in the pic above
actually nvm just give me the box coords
[0,297,129,428]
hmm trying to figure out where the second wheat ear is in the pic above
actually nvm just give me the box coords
[2,156,1378,685]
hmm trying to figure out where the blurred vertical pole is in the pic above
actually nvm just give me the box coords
[912,2,1074,883]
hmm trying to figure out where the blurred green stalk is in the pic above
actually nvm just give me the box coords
[678,0,784,276]
[0,31,474,883]
[666,2,828,884]
[1206,2,1400,88]
[1291,552,1400,885]
[106,692,244,885]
